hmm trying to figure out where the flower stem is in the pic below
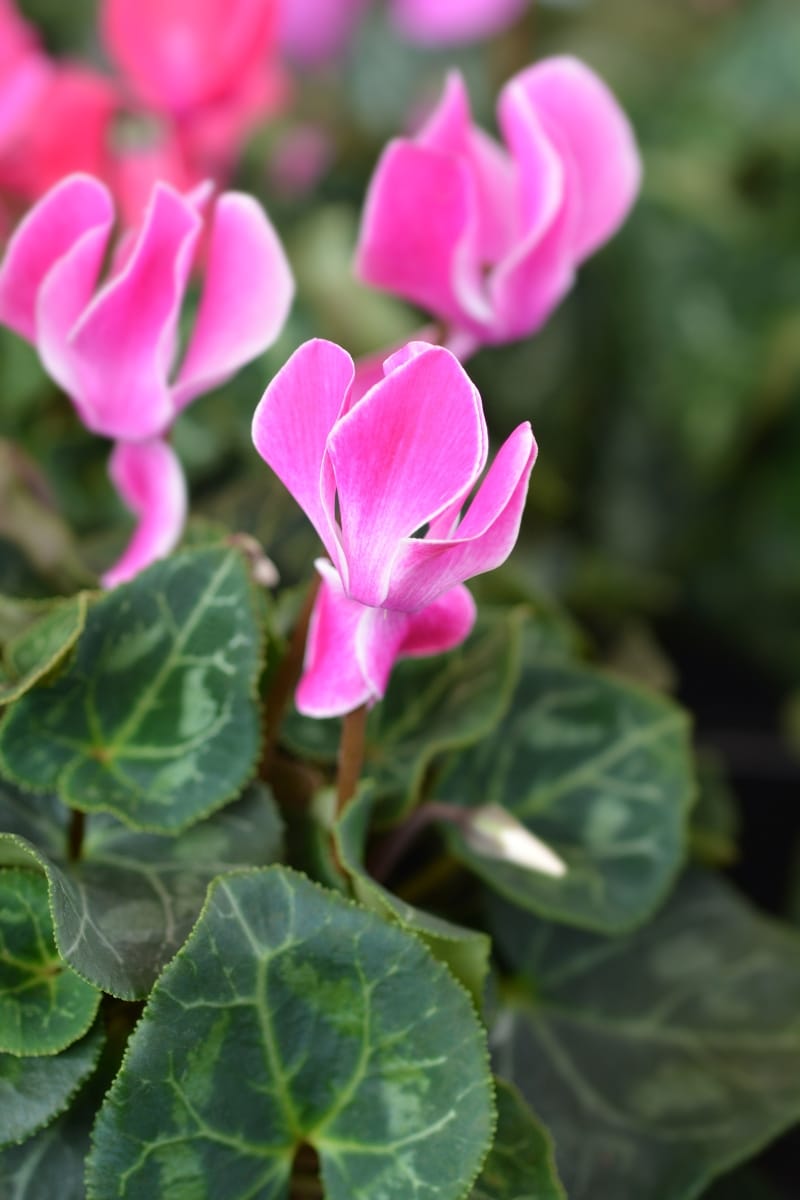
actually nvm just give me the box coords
[336,704,368,814]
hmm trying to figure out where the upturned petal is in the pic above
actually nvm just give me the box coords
[385,422,537,610]
[508,56,641,262]
[420,73,518,268]
[355,138,492,332]
[328,343,487,608]
[101,438,188,588]
[173,192,294,412]
[252,338,353,568]
[65,182,202,440]
[0,174,112,341]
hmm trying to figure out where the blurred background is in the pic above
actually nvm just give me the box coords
[1,2,798,1193]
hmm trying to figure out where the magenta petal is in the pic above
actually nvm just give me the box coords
[251,338,353,567]
[355,605,411,701]
[393,0,528,44]
[101,438,188,588]
[67,182,202,441]
[386,422,537,610]
[399,583,476,657]
[328,344,487,608]
[173,192,294,412]
[0,174,112,341]
[355,138,491,333]
[36,223,115,420]
[509,57,641,262]
[295,560,377,718]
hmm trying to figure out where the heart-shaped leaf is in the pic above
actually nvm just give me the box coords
[490,872,800,1200]
[88,867,495,1200]
[0,547,264,833]
[439,662,694,932]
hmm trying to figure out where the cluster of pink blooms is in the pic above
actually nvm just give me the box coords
[0,2,641,717]
[0,0,287,232]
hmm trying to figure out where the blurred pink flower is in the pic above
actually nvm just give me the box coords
[252,338,536,716]
[101,0,289,178]
[0,65,120,200]
[356,58,641,353]
[280,0,529,64]
[0,2,122,214]
[0,173,294,584]
[267,124,334,200]
[393,0,529,44]
[278,0,370,67]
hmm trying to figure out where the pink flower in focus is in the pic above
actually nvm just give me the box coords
[0,173,294,586]
[101,0,289,178]
[356,58,641,354]
[252,339,536,717]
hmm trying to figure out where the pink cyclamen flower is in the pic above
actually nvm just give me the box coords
[280,0,528,64]
[356,57,641,354]
[252,338,536,717]
[0,172,294,586]
[101,0,288,179]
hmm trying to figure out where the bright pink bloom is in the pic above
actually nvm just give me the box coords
[0,172,294,584]
[356,58,641,352]
[252,338,536,716]
[101,0,288,178]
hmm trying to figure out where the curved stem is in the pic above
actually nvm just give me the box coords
[336,704,368,814]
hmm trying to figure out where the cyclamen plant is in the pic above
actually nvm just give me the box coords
[1,8,799,1200]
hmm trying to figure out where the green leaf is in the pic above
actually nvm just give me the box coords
[0,1023,103,1147]
[471,1081,565,1200]
[0,547,264,833]
[439,662,694,932]
[0,783,284,999]
[490,871,800,1200]
[0,1060,103,1199]
[334,787,491,1007]
[87,867,495,1200]
[0,870,100,1056]
[0,594,89,705]
[283,609,526,823]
